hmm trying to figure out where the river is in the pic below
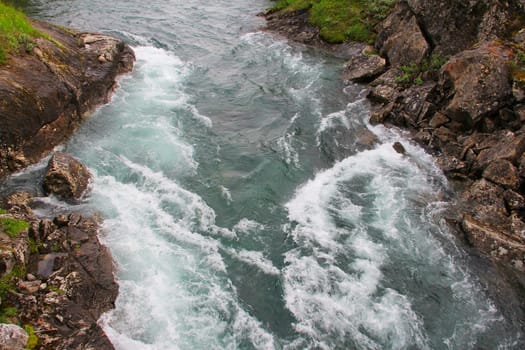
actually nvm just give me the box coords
[2,0,524,348]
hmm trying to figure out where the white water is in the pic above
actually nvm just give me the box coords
[4,0,523,349]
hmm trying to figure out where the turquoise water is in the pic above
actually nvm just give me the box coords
[3,0,524,348]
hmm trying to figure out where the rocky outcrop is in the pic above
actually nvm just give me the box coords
[262,0,525,274]
[43,152,92,200]
[0,191,117,349]
[0,20,135,180]
[0,324,29,350]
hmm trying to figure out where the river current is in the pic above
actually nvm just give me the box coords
[3,0,525,349]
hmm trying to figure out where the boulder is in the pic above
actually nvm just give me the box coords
[439,41,513,127]
[43,152,91,200]
[482,159,520,190]
[343,47,386,83]
[0,324,28,350]
[375,1,429,66]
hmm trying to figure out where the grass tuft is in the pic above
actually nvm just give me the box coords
[271,0,396,44]
[0,216,30,238]
[0,1,49,64]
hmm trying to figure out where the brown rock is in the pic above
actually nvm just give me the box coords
[504,189,525,210]
[461,179,508,224]
[0,21,135,180]
[439,41,513,127]
[43,152,91,200]
[475,131,525,170]
[483,159,520,190]
[392,142,406,154]
[376,2,430,66]
[462,215,525,271]
[429,112,450,128]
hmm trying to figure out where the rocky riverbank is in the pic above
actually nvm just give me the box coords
[263,0,525,299]
[0,20,135,180]
[0,18,134,350]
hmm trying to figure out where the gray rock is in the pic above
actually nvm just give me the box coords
[343,47,386,83]
[0,324,28,350]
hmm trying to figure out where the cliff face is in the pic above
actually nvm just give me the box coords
[0,20,135,179]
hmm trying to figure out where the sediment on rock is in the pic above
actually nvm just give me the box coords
[0,20,135,180]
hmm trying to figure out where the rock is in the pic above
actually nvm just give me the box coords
[429,112,450,128]
[343,47,386,83]
[0,324,28,350]
[462,215,525,270]
[43,152,91,200]
[375,1,430,66]
[0,21,135,180]
[404,0,522,56]
[504,189,525,211]
[482,159,520,190]
[392,142,406,154]
[17,279,42,294]
[439,41,513,127]
[461,179,508,225]
[475,131,525,171]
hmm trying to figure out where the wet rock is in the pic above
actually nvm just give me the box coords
[392,142,406,154]
[482,159,520,190]
[0,324,28,350]
[343,47,386,83]
[375,1,430,66]
[439,41,513,128]
[43,152,91,200]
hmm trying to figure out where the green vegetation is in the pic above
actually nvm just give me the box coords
[0,306,18,323]
[0,1,46,64]
[271,0,396,43]
[0,216,30,238]
[24,324,38,350]
[0,264,26,298]
[511,46,525,86]
[48,285,66,295]
[395,54,448,85]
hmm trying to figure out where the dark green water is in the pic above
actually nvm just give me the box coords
[3,0,524,348]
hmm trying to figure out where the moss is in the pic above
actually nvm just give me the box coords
[0,264,26,299]
[48,285,65,295]
[28,238,39,254]
[0,209,6,214]
[395,54,448,86]
[24,324,38,350]
[0,1,53,64]
[270,0,396,44]
[0,217,30,238]
[0,306,18,323]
